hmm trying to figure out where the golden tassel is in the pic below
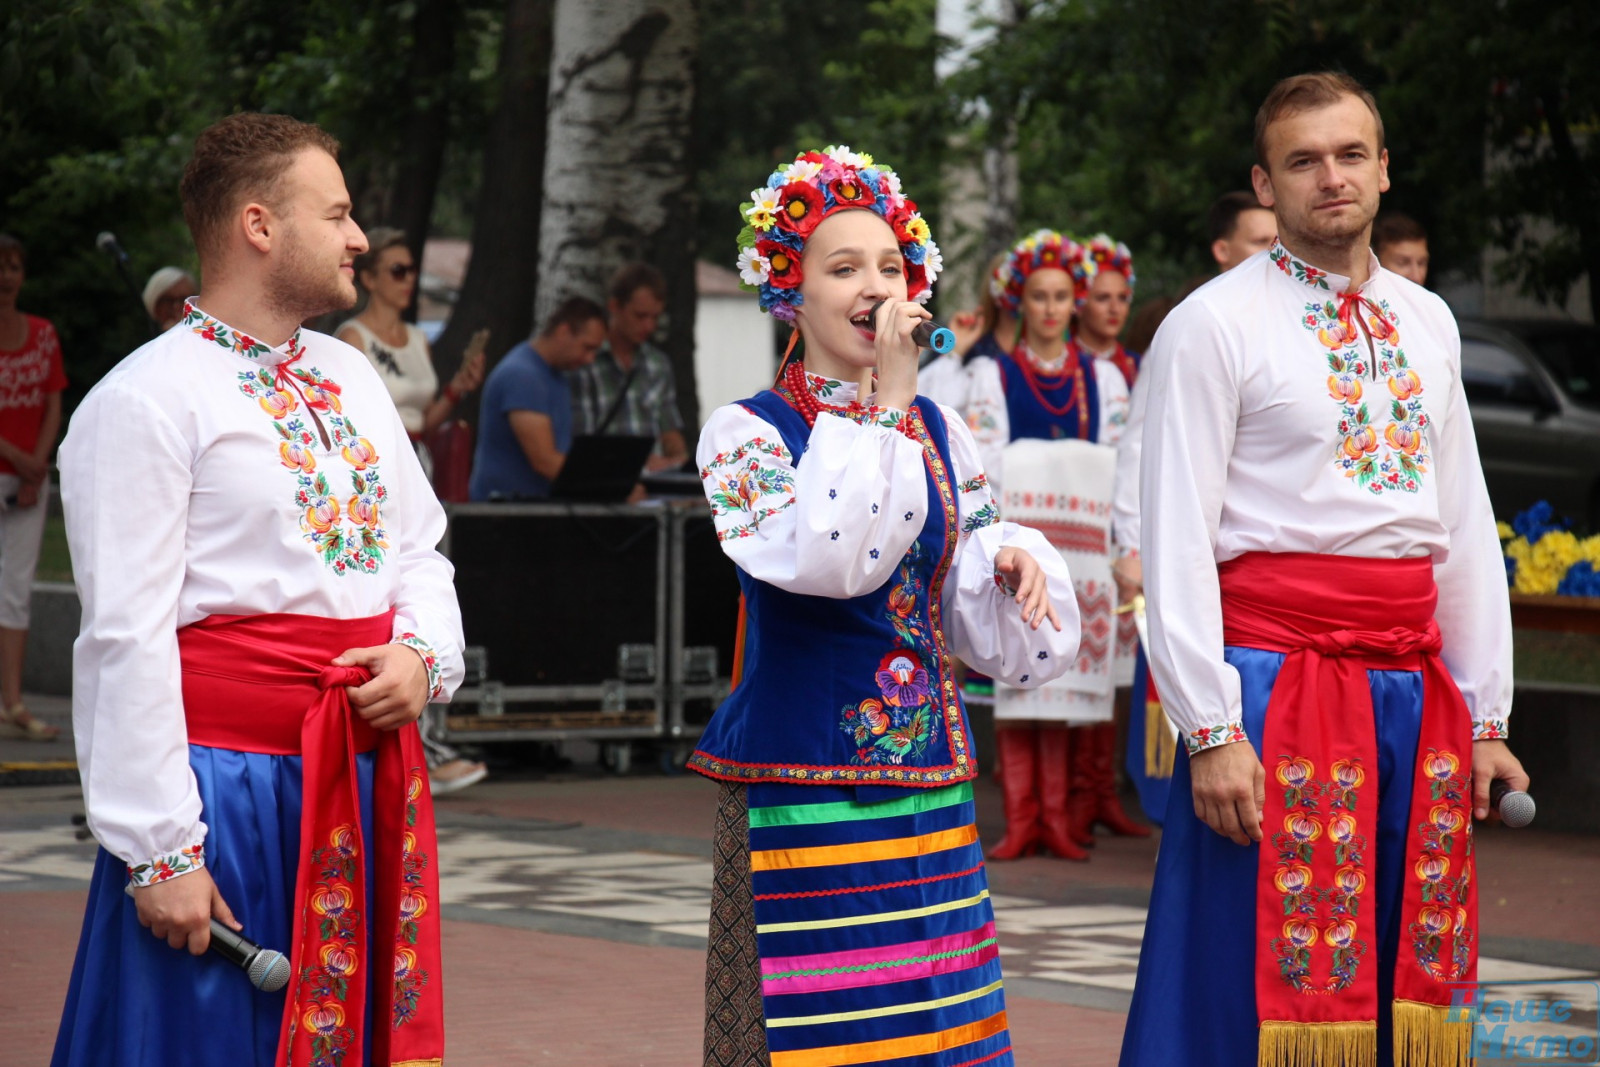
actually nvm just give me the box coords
[1144,699,1176,779]
[1393,999,1474,1067]
[1258,1020,1377,1067]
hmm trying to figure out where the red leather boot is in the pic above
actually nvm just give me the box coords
[986,726,1041,861]
[1036,726,1089,861]
[1090,720,1152,837]
[1063,724,1098,847]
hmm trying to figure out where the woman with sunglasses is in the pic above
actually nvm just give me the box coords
[337,227,488,796]
[337,227,487,452]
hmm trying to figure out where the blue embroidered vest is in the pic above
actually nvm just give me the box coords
[993,348,1100,442]
[687,390,976,789]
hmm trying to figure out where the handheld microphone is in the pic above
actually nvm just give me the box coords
[95,231,129,264]
[865,300,956,355]
[1489,779,1536,829]
[123,883,292,991]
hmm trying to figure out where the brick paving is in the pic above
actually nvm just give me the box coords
[4,697,1598,1064]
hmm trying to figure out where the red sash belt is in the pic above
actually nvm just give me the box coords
[1220,553,1475,1067]
[180,611,444,1067]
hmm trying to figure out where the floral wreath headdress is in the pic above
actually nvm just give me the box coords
[989,229,1084,315]
[1068,233,1136,304]
[735,145,942,322]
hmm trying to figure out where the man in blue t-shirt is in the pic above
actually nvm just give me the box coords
[469,296,607,500]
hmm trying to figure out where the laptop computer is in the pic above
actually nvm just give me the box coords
[548,434,656,501]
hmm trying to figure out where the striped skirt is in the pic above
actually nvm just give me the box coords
[704,780,1014,1067]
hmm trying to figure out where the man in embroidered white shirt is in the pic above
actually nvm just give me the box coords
[53,113,463,1067]
[1120,73,1528,1067]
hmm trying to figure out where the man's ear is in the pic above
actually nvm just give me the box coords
[240,202,273,255]
[1211,239,1231,268]
[1250,164,1275,210]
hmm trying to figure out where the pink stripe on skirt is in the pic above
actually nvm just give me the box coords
[761,921,999,996]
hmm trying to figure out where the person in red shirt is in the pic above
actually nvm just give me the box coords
[0,234,67,741]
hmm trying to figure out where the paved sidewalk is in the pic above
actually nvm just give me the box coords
[4,702,1598,1064]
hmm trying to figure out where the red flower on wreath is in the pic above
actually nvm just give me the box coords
[775,182,826,238]
[828,174,876,210]
[755,239,802,289]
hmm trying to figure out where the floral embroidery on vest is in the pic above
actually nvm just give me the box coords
[187,305,391,574]
[839,542,942,765]
[1276,245,1432,495]
[1268,756,1371,994]
[1408,749,1475,981]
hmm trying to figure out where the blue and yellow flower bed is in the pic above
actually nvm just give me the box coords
[1500,501,1600,597]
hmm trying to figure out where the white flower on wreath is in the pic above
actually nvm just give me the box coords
[737,247,772,287]
[923,239,945,281]
[826,145,872,169]
[746,187,781,230]
[783,158,824,184]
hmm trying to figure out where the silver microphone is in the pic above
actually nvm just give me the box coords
[1489,779,1536,829]
[95,231,129,264]
[123,883,292,991]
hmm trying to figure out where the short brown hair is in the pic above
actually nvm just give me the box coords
[180,113,340,261]
[0,233,23,267]
[607,262,667,306]
[540,295,608,338]
[1254,72,1384,169]
[353,227,409,283]
[1372,212,1427,254]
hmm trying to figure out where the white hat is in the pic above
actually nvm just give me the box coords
[142,266,197,318]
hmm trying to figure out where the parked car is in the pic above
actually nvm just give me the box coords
[1458,318,1600,531]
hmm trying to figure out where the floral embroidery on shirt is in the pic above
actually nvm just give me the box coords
[1280,247,1432,496]
[394,633,445,700]
[128,842,205,887]
[958,474,989,493]
[190,305,391,575]
[1271,243,1331,290]
[1186,720,1248,755]
[962,501,998,535]
[1472,719,1508,741]
[701,436,796,542]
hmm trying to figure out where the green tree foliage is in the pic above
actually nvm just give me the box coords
[949,0,1595,316]
[693,0,954,280]
[0,0,499,402]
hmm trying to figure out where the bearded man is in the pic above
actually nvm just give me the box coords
[1120,72,1526,1067]
[53,113,464,1067]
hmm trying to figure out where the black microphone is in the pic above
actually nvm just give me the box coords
[1489,779,1536,829]
[123,883,291,991]
[865,300,955,355]
[96,231,130,265]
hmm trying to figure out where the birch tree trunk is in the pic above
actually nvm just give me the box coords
[537,0,699,428]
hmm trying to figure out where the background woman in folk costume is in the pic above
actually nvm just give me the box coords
[691,146,1081,1067]
[962,231,1148,864]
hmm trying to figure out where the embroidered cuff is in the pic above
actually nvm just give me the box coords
[1184,721,1249,755]
[1116,545,1140,560]
[963,502,999,536]
[394,633,445,700]
[128,843,205,887]
[1472,718,1509,741]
